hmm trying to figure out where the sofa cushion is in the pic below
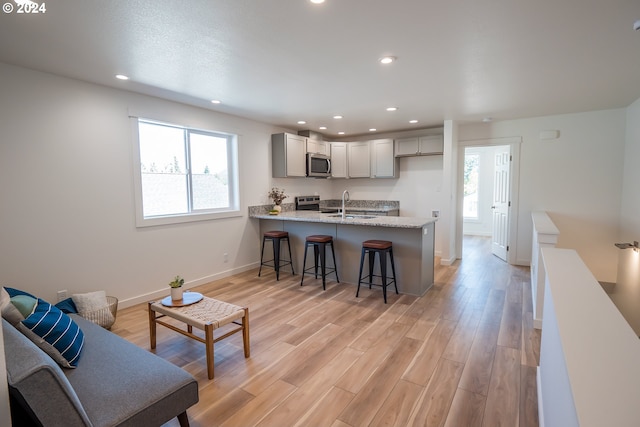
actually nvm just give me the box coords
[72,290,114,328]
[3,318,92,426]
[10,295,37,317]
[55,297,78,314]
[4,287,37,298]
[0,288,24,326]
[18,299,84,368]
[65,315,199,426]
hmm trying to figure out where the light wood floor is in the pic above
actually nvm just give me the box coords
[112,236,540,427]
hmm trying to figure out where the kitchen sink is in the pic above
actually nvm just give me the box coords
[327,214,377,220]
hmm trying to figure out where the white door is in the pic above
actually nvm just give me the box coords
[491,150,510,260]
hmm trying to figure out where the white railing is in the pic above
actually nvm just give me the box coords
[530,211,559,329]
[538,248,640,427]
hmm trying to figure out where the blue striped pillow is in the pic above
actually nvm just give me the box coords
[20,299,84,368]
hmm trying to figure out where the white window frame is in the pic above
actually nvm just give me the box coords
[132,117,240,227]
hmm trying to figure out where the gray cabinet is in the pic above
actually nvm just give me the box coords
[370,138,397,178]
[330,142,348,178]
[306,139,328,156]
[347,141,371,178]
[272,133,306,177]
[395,135,444,157]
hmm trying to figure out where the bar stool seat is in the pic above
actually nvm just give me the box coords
[258,230,294,280]
[300,235,339,290]
[357,240,398,303]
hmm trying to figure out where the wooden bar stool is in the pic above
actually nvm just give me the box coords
[258,230,294,280]
[356,240,398,303]
[300,235,339,290]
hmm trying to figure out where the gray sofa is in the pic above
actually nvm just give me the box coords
[3,314,199,426]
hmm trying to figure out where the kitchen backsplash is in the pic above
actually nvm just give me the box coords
[247,199,399,216]
[320,199,399,210]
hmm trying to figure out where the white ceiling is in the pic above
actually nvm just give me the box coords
[1,0,640,137]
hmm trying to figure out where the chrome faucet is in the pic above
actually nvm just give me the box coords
[341,190,350,220]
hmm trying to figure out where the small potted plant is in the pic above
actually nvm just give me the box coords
[169,275,185,301]
[268,187,287,213]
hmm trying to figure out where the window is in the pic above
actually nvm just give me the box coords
[133,119,239,226]
[463,153,479,219]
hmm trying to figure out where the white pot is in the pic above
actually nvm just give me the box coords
[272,204,282,213]
[170,287,184,301]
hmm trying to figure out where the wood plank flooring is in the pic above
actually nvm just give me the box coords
[111,236,540,427]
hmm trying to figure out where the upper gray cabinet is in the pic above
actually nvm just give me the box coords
[347,141,371,178]
[395,135,444,157]
[370,138,397,178]
[272,133,306,177]
[306,139,328,156]
[330,142,348,178]
[330,139,397,179]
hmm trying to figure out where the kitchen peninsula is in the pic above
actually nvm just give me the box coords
[249,210,436,296]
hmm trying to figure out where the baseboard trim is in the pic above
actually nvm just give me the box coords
[533,317,542,329]
[439,256,457,266]
[118,262,260,309]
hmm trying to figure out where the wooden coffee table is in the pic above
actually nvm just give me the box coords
[148,293,250,379]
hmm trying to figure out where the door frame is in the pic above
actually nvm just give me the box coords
[455,136,522,265]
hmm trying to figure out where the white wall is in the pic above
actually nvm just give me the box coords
[0,62,334,305]
[459,109,626,282]
[610,97,640,334]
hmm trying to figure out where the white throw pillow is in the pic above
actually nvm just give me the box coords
[72,290,114,328]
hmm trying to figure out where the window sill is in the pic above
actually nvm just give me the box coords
[136,210,242,228]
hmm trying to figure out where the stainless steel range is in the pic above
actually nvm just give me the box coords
[295,196,339,213]
[295,196,320,211]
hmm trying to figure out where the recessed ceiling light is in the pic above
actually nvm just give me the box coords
[115,74,129,80]
[310,0,325,3]
[333,115,343,119]
[379,56,396,64]
[319,126,327,130]
[211,99,221,104]
[369,128,377,132]
[386,107,398,112]
[297,120,307,125]
[482,117,493,123]
[338,131,345,135]
[409,120,419,124]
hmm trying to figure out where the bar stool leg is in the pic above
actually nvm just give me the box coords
[389,247,398,295]
[356,247,366,298]
[319,242,327,290]
[330,241,340,283]
[258,236,267,277]
[301,242,309,286]
[368,249,375,289]
[273,237,282,280]
[314,244,320,279]
[379,250,388,304]
[286,237,295,275]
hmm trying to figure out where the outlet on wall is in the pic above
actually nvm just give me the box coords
[223,252,228,263]
[57,290,67,302]
[432,210,440,218]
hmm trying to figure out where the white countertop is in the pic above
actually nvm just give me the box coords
[250,210,436,229]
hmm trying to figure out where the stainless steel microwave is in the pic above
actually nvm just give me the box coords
[306,153,331,177]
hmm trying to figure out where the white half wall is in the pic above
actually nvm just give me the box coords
[610,96,640,334]
[459,109,626,282]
